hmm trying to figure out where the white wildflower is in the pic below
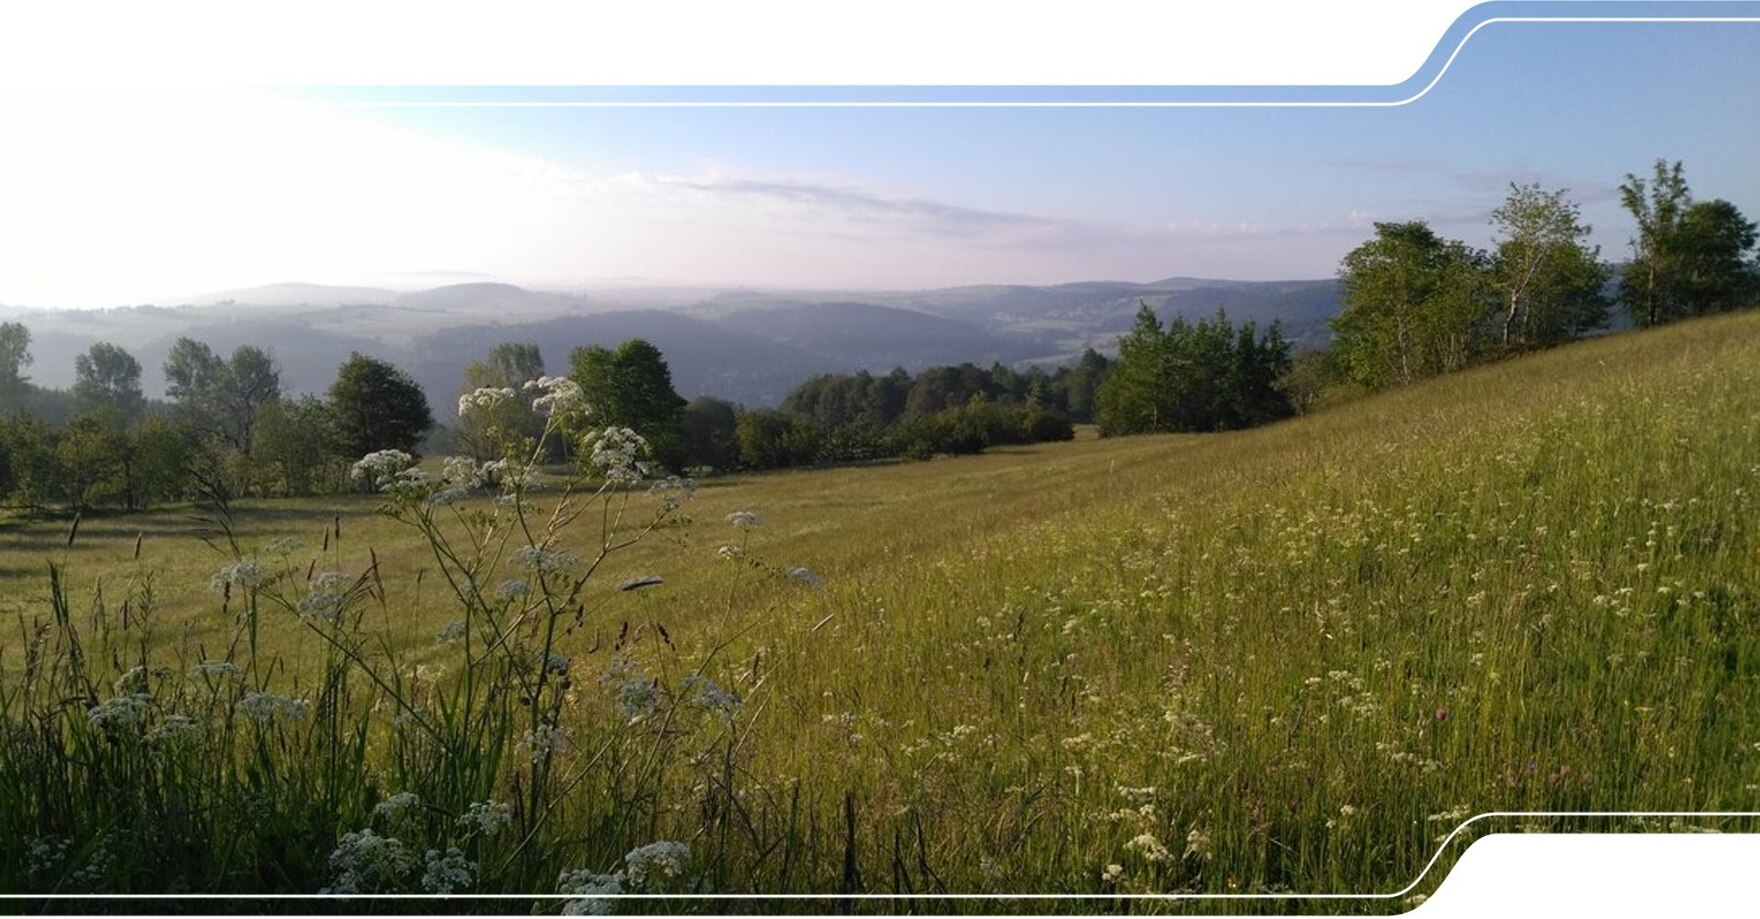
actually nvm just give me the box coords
[1184,827,1213,860]
[623,840,690,890]
[786,566,826,590]
[113,665,149,694]
[457,386,515,418]
[191,659,242,679]
[520,723,570,763]
[236,691,309,724]
[684,674,739,718]
[435,619,468,645]
[374,792,422,819]
[1127,833,1170,863]
[716,544,744,561]
[88,694,154,730]
[422,847,476,894]
[558,869,624,915]
[646,475,696,510]
[603,655,658,721]
[725,510,762,530]
[324,828,416,894]
[459,800,512,836]
[1101,863,1124,884]
[210,557,271,593]
[496,579,531,600]
[263,536,305,555]
[582,426,651,485]
[297,571,354,624]
[350,449,417,491]
[516,544,578,574]
[524,375,586,418]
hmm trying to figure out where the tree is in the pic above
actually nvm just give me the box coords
[1677,199,1759,314]
[255,396,342,496]
[129,415,194,509]
[162,338,280,453]
[0,322,31,411]
[1618,159,1694,328]
[1330,221,1491,389]
[73,342,145,421]
[329,353,434,458]
[568,339,688,468]
[56,409,129,510]
[679,396,741,471]
[1487,183,1609,348]
[1094,303,1171,436]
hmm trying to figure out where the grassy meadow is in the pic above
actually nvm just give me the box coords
[4,311,1760,910]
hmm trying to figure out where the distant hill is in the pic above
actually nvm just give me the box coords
[11,275,1346,409]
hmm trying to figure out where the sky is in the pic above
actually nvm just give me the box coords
[0,19,1756,308]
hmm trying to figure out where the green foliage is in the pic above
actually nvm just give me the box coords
[1618,159,1760,327]
[328,353,434,459]
[1331,221,1494,388]
[253,395,345,497]
[72,342,145,422]
[0,321,31,410]
[1488,182,1610,348]
[1096,303,1294,436]
[678,396,741,471]
[569,339,688,469]
[456,343,547,464]
[734,408,820,469]
[54,409,130,511]
[162,338,282,454]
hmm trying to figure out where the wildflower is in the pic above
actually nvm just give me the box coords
[520,723,570,763]
[786,566,826,590]
[210,557,271,593]
[684,674,739,718]
[192,659,242,679]
[421,847,476,894]
[458,800,513,836]
[542,651,571,675]
[525,375,586,418]
[1101,863,1124,884]
[113,665,149,694]
[323,828,416,894]
[374,792,422,819]
[496,578,531,600]
[646,475,696,510]
[435,619,468,644]
[716,544,745,561]
[623,840,690,889]
[350,449,417,491]
[516,544,579,574]
[146,713,202,745]
[263,536,305,555]
[603,655,658,720]
[558,869,624,915]
[726,510,762,530]
[236,691,309,724]
[297,571,355,624]
[582,426,651,485]
[457,386,515,418]
[88,694,154,730]
[1127,833,1170,863]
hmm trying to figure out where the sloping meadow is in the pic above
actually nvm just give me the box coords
[3,312,1759,910]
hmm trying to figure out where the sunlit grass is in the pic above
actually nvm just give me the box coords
[4,312,1759,910]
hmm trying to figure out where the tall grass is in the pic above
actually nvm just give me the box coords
[3,314,1760,912]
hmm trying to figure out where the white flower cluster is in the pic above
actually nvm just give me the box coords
[683,674,739,719]
[457,386,516,418]
[374,791,422,819]
[146,713,202,746]
[349,449,418,491]
[458,799,512,837]
[435,619,468,645]
[323,828,416,895]
[602,655,658,721]
[646,475,696,511]
[497,578,531,600]
[726,510,762,530]
[516,544,579,575]
[525,375,587,418]
[623,840,690,890]
[88,693,154,730]
[236,691,309,724]
[520,723,570,764]
[210,557,271,593]
[421,847,476,894]
[786,566,826,590]
[558,868,624,915]
[192,659,242,679]
[582,426,652,486]
[297,571,355,624]
[262,536,305,555]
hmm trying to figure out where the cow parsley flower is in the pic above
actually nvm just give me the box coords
[603,655,658,721]
[236,691,309,724]
[525,376,586,418]
[582,426,651,485]
[558,869,624,915]
[520,724,570,763]
[516,544,578,574]
[297,571,354,624]
[422,847,476,894]
[374,792,422,819]
[457,386,515,418]
[684,674,739,719]
[350,449,417,491]
[323,828,415,894]
[210,558,271,593]
[146,713,203,745]
[725,510,762,530]
[192,659,242,679]
[88,694,154,730]
[786,566,826,590]
[458,799,512,837]
[435,619,468,645]
[623,840,690,890]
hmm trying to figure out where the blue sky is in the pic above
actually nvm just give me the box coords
[2,18,1756,305]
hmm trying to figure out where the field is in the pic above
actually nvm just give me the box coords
[5,311,1760,910]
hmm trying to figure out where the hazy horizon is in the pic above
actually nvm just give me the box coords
[2,20,1756,310]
